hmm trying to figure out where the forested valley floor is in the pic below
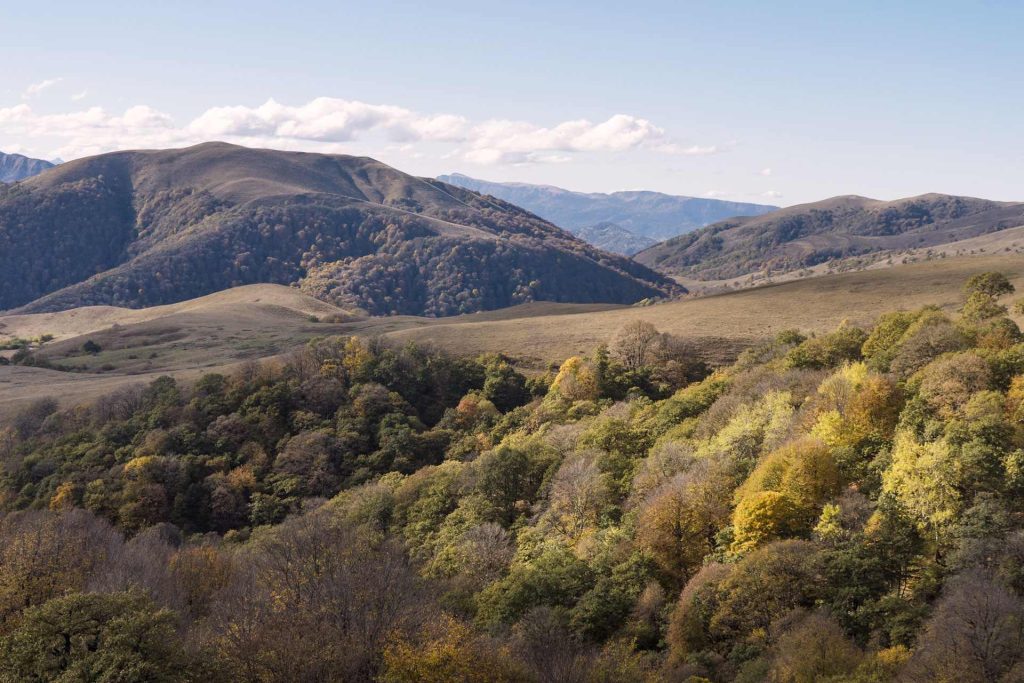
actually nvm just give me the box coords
[2,273,1024,681]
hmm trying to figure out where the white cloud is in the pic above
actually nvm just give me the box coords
[653,143,720,156]
[704,190,733,198]
[463,114,709,165]
[0,103,187,159]
[22,78,63,99]
[760,167,772,176]
[187,97,467,144]
[0,96,722,167]
[0,104,33,125]
[761,190,783,199]
[71,90,89,101]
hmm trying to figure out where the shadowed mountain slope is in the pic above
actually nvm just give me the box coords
[576,221,656,255]
[0,142,679,315]
[0,151,54,183]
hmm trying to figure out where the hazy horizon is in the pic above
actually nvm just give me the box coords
[3,1,1023,206]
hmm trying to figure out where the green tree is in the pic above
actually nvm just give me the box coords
[768,611,863,683]
[482,358,531,412]
[0,592,194,682]
[961,291,1008,322]
[964,271,1015,299]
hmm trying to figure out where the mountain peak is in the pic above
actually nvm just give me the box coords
[0,151,55,183]
[1,144,679,315]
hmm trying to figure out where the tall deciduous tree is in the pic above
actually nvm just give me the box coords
[611,320,660,370]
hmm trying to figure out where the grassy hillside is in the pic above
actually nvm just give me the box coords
[636,193,1024,281]
[0,143,677,316]
[3,253,1022,419]
[387,253,1024,366]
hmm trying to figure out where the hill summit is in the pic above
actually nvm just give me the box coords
[0,142,679,315]
[635,193,1024,280]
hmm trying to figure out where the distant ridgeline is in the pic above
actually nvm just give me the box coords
[635,193,1024,280]
[438,172,778,255]
[0,151,54,183]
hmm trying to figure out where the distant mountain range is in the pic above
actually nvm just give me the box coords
[0,151,55,183]
[635,193,1024,281]
[0,142,679,315]
[437,173,778,254]
[575,222,657,256]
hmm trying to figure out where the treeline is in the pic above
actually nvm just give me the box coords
[1,274,1024,681]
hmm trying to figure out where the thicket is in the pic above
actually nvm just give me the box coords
[1,274,1023,682]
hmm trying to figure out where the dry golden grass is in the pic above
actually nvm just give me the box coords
[2,253,1022,418]
[381,253,1024,367]
[0,284,346,343]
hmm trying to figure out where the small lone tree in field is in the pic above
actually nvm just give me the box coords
[963,272,1015,299]
[961,272,1015,321]
[611,320,659,370]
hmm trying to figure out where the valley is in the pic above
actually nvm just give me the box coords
[5,251,1022,419]
[7,4,1024,681]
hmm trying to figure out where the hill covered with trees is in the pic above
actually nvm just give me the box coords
[576,221,657,256]
[635,193,1024,281]
[0,143,678,316]
[2,272,1024,680]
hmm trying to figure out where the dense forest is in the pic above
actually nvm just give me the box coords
[0,143,676,315]
[2,273,1024,681]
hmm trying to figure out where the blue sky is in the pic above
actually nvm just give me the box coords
[2,0,1022,205]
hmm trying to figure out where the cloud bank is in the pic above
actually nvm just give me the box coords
[0,94,722,166]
